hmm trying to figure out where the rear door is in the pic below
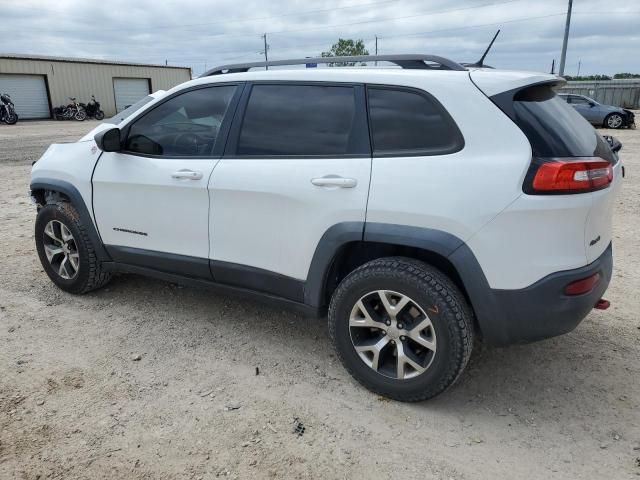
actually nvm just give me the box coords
[93,84,240,276]
[208,82,371,299]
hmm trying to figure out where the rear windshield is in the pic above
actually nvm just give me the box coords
[109,95,155,124]
[492,85,615,162]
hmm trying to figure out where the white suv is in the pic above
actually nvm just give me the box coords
[30,55,622,401]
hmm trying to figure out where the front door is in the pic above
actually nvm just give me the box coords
[570,95,598,123]
[93,84,240,277]
[208,83,371,298]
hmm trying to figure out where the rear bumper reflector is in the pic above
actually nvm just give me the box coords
[564,272,600,296]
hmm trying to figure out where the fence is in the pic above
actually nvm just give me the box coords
[558,80,640,109]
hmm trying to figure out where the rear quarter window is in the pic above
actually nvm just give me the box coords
[491,85,615,162]
[366,86,464,156]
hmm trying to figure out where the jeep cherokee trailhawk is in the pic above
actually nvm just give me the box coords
[30,55,622,401]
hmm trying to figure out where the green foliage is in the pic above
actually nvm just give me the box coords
[564,74,612,81]
[613,73,640,79]
[563,73,640,81]
[321,38,369,66]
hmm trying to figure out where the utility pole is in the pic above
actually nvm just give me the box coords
[262,33,269,70]
[550,59,555,75]
[577,59,581,77]
[375,35,378,66]
[559,0,573,76]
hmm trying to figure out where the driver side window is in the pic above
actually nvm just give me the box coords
[125,85,237,157]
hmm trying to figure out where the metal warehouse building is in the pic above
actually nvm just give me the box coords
[0,54,191,119]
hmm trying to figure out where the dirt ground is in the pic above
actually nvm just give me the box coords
[1,119,639,480]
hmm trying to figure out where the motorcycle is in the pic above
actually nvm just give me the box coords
[53,97,86,121]
[0,93,18,125]
[79,95,105,120]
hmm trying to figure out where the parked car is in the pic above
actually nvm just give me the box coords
[30,55,622,402]
[559,93,635,129]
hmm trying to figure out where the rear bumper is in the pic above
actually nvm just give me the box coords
[479,243,613,345]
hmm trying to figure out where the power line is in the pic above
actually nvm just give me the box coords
[264,0,523,36]
[378,12,567,40]
[48,0,404,34]
[57,0,528,42]
[159,11,576,66]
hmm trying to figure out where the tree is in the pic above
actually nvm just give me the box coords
[613,73,640,79]
[321,38,369,66]
[563,74,611,81]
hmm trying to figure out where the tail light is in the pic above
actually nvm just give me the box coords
[564,273,600,296]
[525,157,613,195]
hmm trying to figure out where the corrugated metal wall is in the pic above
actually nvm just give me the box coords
[558,80,640,109]
[0,57,191,117]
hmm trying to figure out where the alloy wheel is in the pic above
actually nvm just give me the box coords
[607,114,623,128]
[349,290,437,380]
[42,220,80,280]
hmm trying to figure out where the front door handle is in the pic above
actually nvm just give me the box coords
[311,175,357,188]
[171,169,203,180]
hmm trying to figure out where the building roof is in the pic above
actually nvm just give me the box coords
[0,53,190,71]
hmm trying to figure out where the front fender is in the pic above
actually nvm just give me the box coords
[30,178,111,262]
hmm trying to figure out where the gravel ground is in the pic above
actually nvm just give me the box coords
[1,120,639,480]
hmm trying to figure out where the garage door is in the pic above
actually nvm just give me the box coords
[113,78,150,113]
[0,74,50,119]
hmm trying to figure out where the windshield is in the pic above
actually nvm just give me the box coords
[108,95,155,124]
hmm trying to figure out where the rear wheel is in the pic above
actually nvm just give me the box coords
[35,202,111,294]
[328,257,474,402]
[94,110,105,121]
[605,113,623,129]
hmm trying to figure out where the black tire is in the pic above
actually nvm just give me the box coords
[328,257,474,402]
[604,113,624,129]
[35,201,111,294]
[94,110,105,121]
[5,112,18,125]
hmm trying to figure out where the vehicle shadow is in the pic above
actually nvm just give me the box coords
[94,273,633,425]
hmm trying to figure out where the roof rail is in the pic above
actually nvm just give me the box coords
[201,54,467,77]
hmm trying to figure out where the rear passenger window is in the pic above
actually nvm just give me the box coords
[367,87,463,156]
[237,84,367,156]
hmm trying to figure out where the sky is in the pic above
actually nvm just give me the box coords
[4,0,640,77]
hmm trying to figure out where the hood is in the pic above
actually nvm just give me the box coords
[78,122,118,142]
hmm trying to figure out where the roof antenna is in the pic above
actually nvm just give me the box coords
[467,29,500,68]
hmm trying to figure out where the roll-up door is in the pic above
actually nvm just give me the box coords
[113,78,151,113]
[0,74,50,119]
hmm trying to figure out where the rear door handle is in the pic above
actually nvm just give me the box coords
[311,176,357,188]
[171,169,203,180]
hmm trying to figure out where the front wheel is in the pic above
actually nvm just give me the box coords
[4,111,18,124]
[605,113,624,129]
[94,110,105,121]
[35,202,111,294]
[75,110,87,121]
[328,257,474,402]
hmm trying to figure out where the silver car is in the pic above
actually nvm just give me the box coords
[559,94,635,129]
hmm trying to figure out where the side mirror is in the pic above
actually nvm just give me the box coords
[94,127,121,152]
[589,102,596,107]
